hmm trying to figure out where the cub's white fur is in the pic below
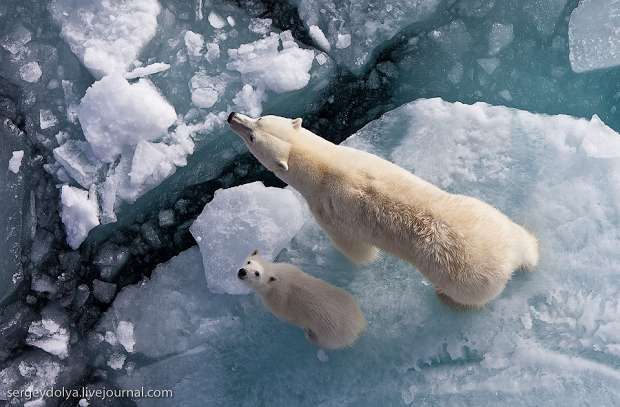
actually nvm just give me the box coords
[239,251,366,349]
[229,113,539,307]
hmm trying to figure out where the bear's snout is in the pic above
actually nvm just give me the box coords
[227,112,236,123]
[238,268,247,279]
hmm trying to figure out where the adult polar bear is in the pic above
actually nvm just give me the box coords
[227,112,539,307]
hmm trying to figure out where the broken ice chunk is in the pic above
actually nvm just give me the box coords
[335,33,351,49]
[19,62,42,83]
[53,140,103,189]
[124,63,170,80]
[26,319,69,359]
[232,84,264,118]
[189,181,306,294]
[227,32,315,94]
[190,71,226,109]
[205,42,220,63]
[208,11,226,29]
[39,109,57,130]
[489,23,514,55]
[49,0,161,78]
[116,321,135,353]
[8,150,24,174]
[107,352,126,370]
[60,185,100,249]
[0,24,32,54]
[77,75,176,163]
[248,18,272,36]
[184,31,204,57]
[568,0,620,72]
[309,25,330,52]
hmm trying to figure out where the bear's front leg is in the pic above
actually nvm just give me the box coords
[310,207,379,265]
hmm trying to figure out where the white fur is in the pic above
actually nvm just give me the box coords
[229,114,539,307]
[239,252,366,349]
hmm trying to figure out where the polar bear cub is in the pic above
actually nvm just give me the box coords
[238,250,366,349]
[228,112,539,308]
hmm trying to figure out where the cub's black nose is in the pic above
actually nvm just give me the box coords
[227,112,236,123]
[238,268,247,279]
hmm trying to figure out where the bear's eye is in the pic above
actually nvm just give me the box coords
[246,261,250,265]
[254,271,260,277]
[269,277,276,282]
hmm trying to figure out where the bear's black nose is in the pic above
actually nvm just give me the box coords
[238,268,247,279]
[227,112,236,123]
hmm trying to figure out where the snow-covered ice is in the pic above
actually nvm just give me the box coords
[568,0,620,72]
[60,185,99,249]
[227,32,315,94]
[52,140,102,189]
[309,25,330,52]
[18,62,41,83]
[77,75,176,163]
[49,0,161,78]
[125,63,171,80]
[190,181,306,295]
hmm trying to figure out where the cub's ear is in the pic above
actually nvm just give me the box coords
[269,276,277,282]
[251,249,259,256]
[292,118,302,129]
[277,160,289,171]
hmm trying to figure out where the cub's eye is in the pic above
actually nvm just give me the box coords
[254,271,260,277]
[246,261,250,265]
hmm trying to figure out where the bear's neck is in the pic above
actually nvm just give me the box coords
[280,138,338,197]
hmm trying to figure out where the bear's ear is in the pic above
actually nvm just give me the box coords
[277,160,289,171]
[269,276,277,282]
[292,118,302,129]
[251,249,259,256]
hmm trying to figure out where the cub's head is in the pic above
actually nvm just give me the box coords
[237,249,278,293]
[227,112,303,173]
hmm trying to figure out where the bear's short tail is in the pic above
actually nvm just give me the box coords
[519,227,539,271]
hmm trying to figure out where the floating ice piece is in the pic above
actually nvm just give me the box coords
[107,353,126,370]
[190,71,226,109]
[49,0,161,78]
[77,75,176,163]
[39,109,57,130]
[523,0,568,36]
[116,321,135,353]
[8,150,24,174]
[430,20,471,57]
[335,33,351,49]
[0,24,32,54]
[208,11,226,29]
[53,140,103,188]
[309,25,330,52]
[568,0,620,72]
[205,42,220,63]
[190,182,306,294]
[232,84,264,118]
[26,319,69,359]
[184,31,204,57]
[227,32,315,94]
[19,62,42,83]
[248,18,272,36]
[124,63,170,79]
[489,23,514,55]
[60,185,100,249]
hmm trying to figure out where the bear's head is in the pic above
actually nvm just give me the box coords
[227,112,303,174]
[237,249,278,293]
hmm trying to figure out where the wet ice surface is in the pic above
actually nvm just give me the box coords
[98,99,620,406]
